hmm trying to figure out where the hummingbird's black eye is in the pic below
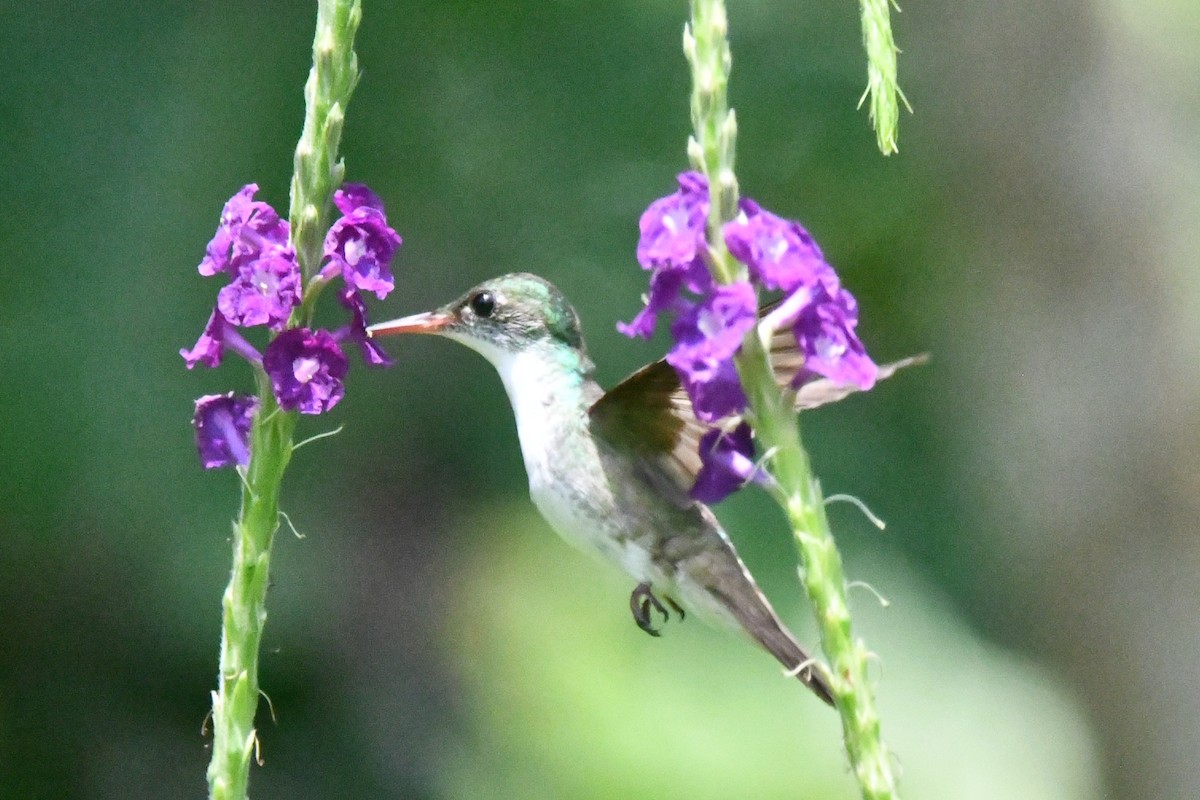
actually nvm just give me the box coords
[469,291,496,318]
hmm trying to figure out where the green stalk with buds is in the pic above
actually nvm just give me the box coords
[684,0,901,797]
[204,3,362,799]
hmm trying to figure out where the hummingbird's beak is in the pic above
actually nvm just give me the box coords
[366,310,455,338]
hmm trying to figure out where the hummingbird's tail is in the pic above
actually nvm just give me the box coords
[682,510,836,707]
[711,580,836,707]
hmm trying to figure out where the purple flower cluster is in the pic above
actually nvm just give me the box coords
[183,183,401,468]
[621,172,877,502]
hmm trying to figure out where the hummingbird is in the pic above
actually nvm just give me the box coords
[369,273,916,706]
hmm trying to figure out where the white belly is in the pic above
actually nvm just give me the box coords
[528,473,657,583]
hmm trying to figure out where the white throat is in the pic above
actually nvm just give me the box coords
[444,334,588,480]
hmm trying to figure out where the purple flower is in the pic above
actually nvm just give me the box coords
[216,250,302,330]
[690,422,767,504]
[637,171,710,272]
[262,328,348,414]
[667,281,757,369]
[665,281,756,421]
[619,172,717,341]
[618,262,715,341]
[335,287,393,367]
[199,184,290,277]
[180,311,227,369]
[723,200,838,294]
[789,286,877,390]
[617,267,684,339]
[181,310,264,368]
[193,392,258,469]
[195,184,301,330]
[721,197,877,389]
[678,358,748,423]
[334,183,386,214]
[320,183,402,300]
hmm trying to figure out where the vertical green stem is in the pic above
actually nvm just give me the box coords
[206,3,362,798]
[290,0,362,313]
[206,386,296,800]
[685,1,899,798]
[683,0,742,286]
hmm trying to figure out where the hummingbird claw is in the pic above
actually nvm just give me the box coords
[630,582,676,637]
[665,596,686,621]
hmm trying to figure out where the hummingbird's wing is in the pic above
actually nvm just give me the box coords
[589,358,708,503]
[590,333,925,499]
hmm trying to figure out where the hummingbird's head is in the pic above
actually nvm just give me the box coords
[368,272,588,366]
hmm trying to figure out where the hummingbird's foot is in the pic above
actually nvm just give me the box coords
[665,595,686,621]
[630,582,676,637]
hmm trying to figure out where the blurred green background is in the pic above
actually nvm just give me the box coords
[1,0,1197,798]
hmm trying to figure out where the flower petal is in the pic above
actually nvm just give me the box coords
[322,206,401,300]
[723,200,837,294]
[262,328,348,414]
[333,183,387,216]
[637,171,710,272]
[337,288,394,367]
[690,422,764,504]
[216,250,302,330]
[193,392,258,469]
[180,311,226,369]
[199,184,290,277]
[664,281,756,420]
[678,358,748,422]
[791,286,878,390]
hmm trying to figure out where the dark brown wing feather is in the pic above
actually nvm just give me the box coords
[588,360,705,497]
